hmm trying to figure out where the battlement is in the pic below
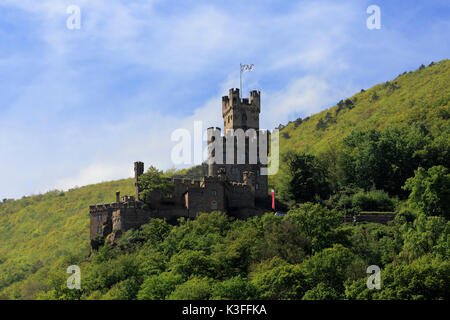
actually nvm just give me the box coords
[89,200,143,214]
[250,90,260,102]
[171,177,202,185]
[222,89,260,131]
[222,89,260,111]
[89,192,142,214]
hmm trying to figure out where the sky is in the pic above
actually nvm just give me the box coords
[0,0,449,199]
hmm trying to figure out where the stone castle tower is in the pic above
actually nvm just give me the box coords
[206,88,268,199]
[222,88,260,131]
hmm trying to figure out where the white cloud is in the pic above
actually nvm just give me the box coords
[262,75,354,129]
[56,162,132,190]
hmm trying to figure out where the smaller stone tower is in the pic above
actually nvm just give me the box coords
[134,161,144,201]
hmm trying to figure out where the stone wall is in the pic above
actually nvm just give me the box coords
[343,212,396,224]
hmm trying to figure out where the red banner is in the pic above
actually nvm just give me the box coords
[271,189,275,210]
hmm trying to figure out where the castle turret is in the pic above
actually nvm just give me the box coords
[222,89,260,131]
[134,161,144,201]
[207,127,224,177]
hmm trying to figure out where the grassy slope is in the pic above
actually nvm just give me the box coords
[0,60,448,299]
[0,179,134,298]
[279,60,449,154]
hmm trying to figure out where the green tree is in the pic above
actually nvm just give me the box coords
[211,276,257,300]
[279,152,330,204]
[351,189,396,211]
[169,250,217,279]
[137,271,183,300]
[348,223,402,267]
[138,166,175,204]
[399,214,449,261]
[285,203,344,252]
[101,277,140,300]
[140,218,172,246]
[260,220,311,263]
[375,256,450,300]
[212,227,262,278]
[249,259,307,299]
[301,244,366,294]
[302,282,341,300]
[403,166,450,219]
[167,277,214,300]
[337,126,433,196]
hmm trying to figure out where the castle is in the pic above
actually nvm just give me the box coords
[90,89,273,249]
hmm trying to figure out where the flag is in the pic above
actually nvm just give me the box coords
[271,189,275,210]
[240,64,254,73]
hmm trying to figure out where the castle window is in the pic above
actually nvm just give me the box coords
[211,200,217,210]
[255,183,259,190]
[231,167,239,175]
[256,170,260,176]
[212,190,217,197]
[97,226,102,234]
[97,215,102,222]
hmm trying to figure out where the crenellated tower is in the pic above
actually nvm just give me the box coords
[207,88,267,199]
[222,88,260,131]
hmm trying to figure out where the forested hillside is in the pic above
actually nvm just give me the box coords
[0,179,135,299]
[0,60,448,300]
[271,59,449,204]
[276,60,449,155]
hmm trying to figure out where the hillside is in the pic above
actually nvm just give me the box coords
[0,179,135,298]
[0,59,448,299]
[278,60,449,154]
[270,59,450,188]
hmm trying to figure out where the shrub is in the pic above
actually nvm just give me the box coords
[167,277,214,300]
[351,190,396,212]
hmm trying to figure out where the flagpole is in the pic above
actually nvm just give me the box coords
[239,63,242,98]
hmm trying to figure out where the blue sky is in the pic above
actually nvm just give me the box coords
[0,0,449,199]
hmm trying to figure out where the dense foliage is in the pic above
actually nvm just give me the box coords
[40,206,450,300]
[137,166,175,205]
[272,60,450,194]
